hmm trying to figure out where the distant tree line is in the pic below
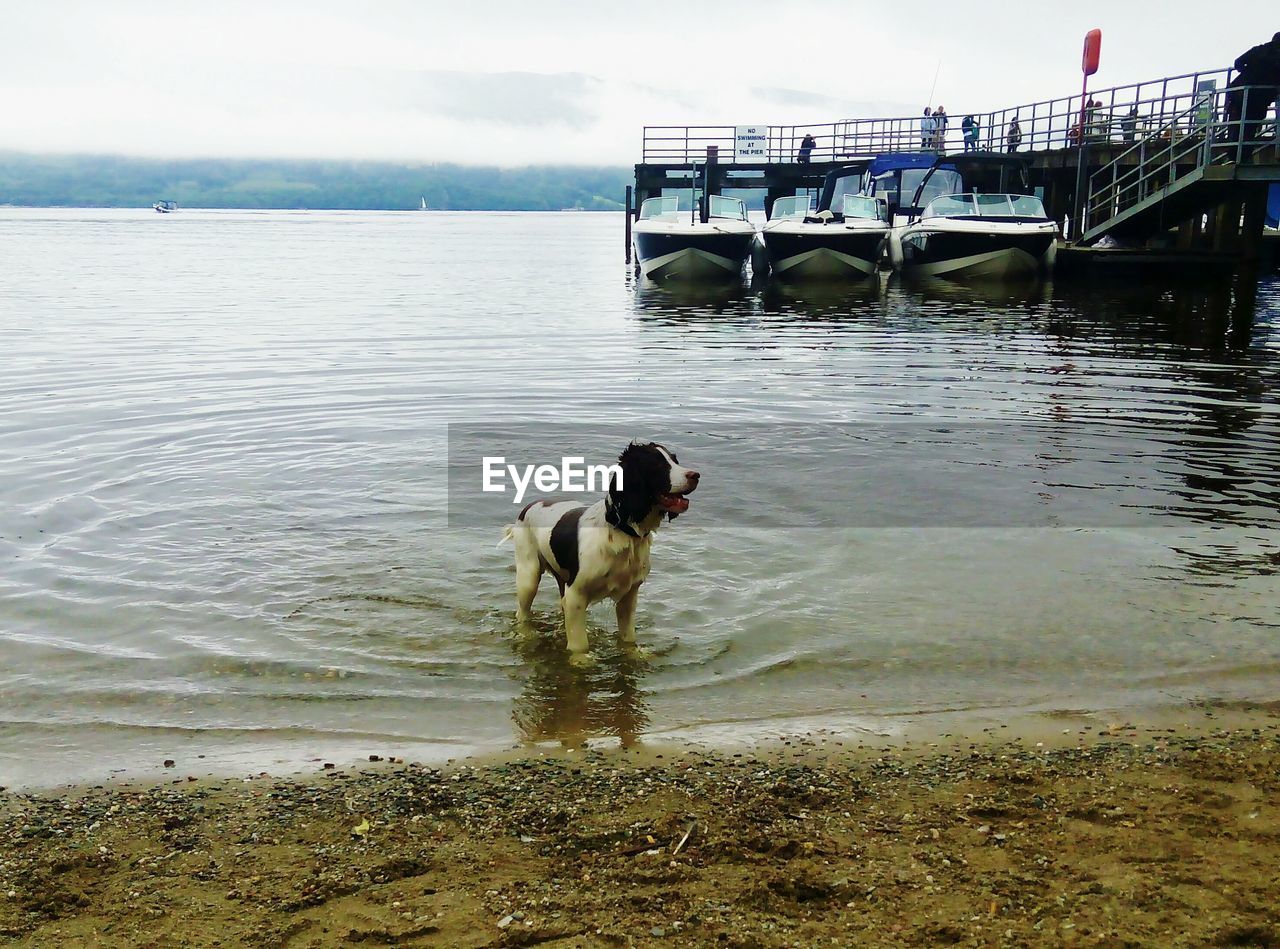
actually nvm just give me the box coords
[0,152,634,211]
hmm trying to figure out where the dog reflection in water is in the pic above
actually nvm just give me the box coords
[510,627,651,750]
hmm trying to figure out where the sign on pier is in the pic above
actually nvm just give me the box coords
[734,126,768,163]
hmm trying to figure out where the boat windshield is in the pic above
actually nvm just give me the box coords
[838,194,887,221]
[709,194,748,221]
[1008,194,1048,216]
[908,169,963,208]
[923,193,1048,218]
[826,174,862,206]
[768,195,813,220]
[639,196,682,221]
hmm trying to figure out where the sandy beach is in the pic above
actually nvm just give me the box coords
[3,702,1279,947]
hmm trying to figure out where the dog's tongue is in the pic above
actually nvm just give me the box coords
[659,494,689,513]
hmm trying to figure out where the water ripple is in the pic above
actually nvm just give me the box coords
[1,208,1278,786]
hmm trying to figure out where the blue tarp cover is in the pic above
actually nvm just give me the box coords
[866,152,946,176]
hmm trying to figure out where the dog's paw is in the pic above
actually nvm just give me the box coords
[568,651,597,669]
[622,643,654,661]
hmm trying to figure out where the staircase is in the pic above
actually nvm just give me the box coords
[1080,87,1279,246]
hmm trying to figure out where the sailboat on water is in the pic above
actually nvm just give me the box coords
[419,196,428,211]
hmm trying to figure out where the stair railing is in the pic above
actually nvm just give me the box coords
[1083,86,1276,238]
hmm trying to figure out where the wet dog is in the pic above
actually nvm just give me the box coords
[500,442,699,665]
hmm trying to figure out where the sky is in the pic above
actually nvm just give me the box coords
[1,0,1274,165]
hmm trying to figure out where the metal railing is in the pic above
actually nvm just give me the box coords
[641,67,1242,164]
[640,127,737,164]
[1083,85,1278,238]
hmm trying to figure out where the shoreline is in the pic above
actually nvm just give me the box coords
[4,701,1279,946]
[7,692,1277,795]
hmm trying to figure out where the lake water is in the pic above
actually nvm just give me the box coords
[2,208,1278,789]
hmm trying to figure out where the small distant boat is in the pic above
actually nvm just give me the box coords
[152,200,177,213]
[632,195,756,281]
[419,196,428,211]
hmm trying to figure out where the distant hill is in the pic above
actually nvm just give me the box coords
[0,152,633,211]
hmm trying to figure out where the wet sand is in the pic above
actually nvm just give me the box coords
[3,703,1279,947]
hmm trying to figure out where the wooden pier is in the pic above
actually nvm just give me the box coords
[631,66,1280,276]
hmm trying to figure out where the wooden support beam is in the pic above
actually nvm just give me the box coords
[1211,196,1241,252]
[1239,184,1268,278]
[624,185,632,264]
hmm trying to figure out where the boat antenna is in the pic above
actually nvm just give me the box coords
[926,60,941,108]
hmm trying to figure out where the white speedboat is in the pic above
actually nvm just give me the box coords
[755,167,890,280]
[890,156,1058,279]
[152,200,177,213]
[632,195,756,281]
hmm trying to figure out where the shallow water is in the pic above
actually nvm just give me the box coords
[2,208,1278,788]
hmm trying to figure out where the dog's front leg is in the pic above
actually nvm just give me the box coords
[615,584,640,643]
[616,584,651,659]
[563,588,593,666]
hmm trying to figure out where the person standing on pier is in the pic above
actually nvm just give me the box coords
[1228,32,1280,154]
[1006,116,1023,153]
[921,108,936,150]
[1121,107,1138,143]
[797,133,816,164]
[933,107,949,152]
[961,115,979,152]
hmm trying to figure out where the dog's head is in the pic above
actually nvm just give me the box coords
[608,441,700,529]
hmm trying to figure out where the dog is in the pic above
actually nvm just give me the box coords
[499,442,699,665]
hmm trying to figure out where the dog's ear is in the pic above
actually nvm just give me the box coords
[612,442,659,524]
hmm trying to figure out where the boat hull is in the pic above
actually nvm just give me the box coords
[633,225,755,280]
[759,224,888,279]
[894,222,1057,279]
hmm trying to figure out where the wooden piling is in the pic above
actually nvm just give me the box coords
[1238,185,1267,279]
[701,146,718,224]
[624,185,632,263]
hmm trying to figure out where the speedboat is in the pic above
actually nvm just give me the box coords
[632,195,756,281]
[152,200,177,213]
[890,155,1058,279]
[754,165,890,280]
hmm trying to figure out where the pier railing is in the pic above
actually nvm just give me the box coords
[642,68,1239,164]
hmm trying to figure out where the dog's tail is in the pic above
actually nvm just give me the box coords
[497,524,515,548]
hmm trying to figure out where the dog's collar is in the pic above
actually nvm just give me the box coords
[605,497,643,538]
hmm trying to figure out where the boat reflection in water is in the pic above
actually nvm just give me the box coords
[759,273,886,314]
[632,273,751,314]
[900,272,1053,307]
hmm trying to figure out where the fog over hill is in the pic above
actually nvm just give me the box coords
[0,153,632,211]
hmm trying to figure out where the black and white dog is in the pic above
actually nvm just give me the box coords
[500,442,699,665]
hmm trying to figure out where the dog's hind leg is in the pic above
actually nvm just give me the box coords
[515,564,541,626]
[512,531,542,626]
